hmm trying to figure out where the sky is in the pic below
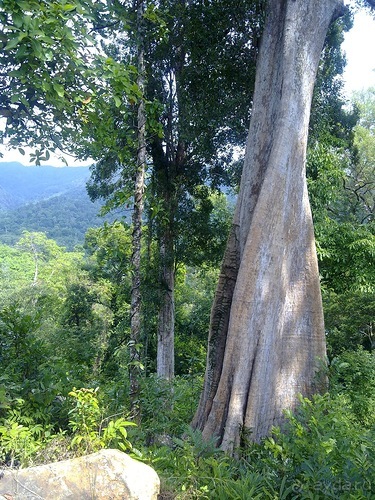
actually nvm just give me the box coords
[1,8,375,166]
[342,9,375,97]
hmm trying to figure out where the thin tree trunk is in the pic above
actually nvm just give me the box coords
[153,65,184,381]
[129,0,146,416]
[150,136,177,381]
[156,223,175,380]
[193,0,342,452]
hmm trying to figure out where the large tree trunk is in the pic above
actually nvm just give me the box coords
[193,0,342,452]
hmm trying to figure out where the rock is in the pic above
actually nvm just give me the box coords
[0,448,160,499]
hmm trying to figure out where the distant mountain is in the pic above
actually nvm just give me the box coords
[0,162,90,209]
[0,162,121,249]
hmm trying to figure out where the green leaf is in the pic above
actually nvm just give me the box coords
[114,95,122,108]
[17,1,31,9]
[5,37,20,51]
[53,83,65,98]
[62,4,77,11]
[8,69,22,78]
[31,39,43,57]
[41,35,55,46]
[10,94,21,104]
[12,13,24,28]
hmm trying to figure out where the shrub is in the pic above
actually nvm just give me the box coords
[138,374,202,444]
[68,387,136,455]
[0,387,137,467]
[153,393,375,499]
[329,348,375,427]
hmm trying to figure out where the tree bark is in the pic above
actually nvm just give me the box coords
[129,0,146,416]
[153,34,186,380]
[156,223,175,380]
[150,135,178,381]
[193,0,342,452]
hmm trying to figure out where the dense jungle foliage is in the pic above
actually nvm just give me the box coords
[0,0,374,497]
[0,81,374,493]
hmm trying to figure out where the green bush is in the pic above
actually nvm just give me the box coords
[257,394,375,498]
[0,386,137,467]
[68,387,136,455]
[138,374,202,444]
[153,393,375,499]
[329,348,375,426]
[0,396,59,467]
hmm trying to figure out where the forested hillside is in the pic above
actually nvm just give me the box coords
[0,1,374,498]
[0,162,117,248]
[0,162,89,209]
[0,188,118,249]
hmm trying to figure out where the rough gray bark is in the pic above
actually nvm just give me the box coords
[154,40,186,381]
[156,226,175,380]
[192,216,241,428]
[129,0,146,414]
[193,0,342,452]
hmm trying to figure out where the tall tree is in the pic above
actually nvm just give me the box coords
[145,0,262,378]
[129,0,147,415]
[312,88,375,357]
[344,88,375,223]
[87,0,262,379]
[192,0,356,452]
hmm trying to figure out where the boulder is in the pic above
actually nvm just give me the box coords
[0,448,160,499]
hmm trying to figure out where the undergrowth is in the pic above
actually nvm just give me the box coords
[152,394,375,499]
[1,350,375,499]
